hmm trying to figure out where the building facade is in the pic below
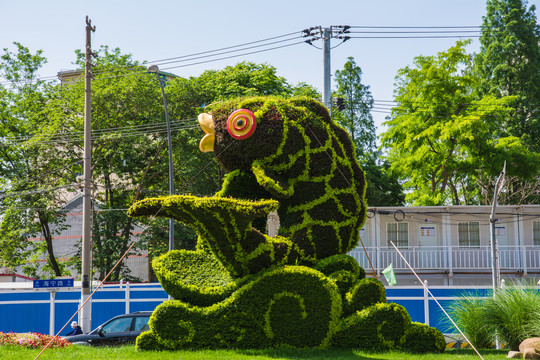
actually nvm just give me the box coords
[17,195,150,282]
[348,205,540,286]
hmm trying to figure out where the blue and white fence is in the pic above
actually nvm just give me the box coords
[0,282,491,336]
[0,283,167,336]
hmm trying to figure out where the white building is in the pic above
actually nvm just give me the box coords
[18,195,150,282]
[348,205,540,286]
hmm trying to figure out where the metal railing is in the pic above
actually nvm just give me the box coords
[348,245,540,274]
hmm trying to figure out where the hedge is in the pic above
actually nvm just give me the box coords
[141,265,342,350]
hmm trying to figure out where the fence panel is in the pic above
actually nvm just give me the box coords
[0,283,499,336]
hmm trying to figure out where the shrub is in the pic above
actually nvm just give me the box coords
[136,330,161,351]
[144,265,342,350]
[344,277,386,316]
[401,322,446,353]
[314,254,363,279]
[152,249,238,306]
[0,332,71,349]
[330,302,411,350]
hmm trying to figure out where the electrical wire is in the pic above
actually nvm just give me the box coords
[0,118,199,147]
[85,30,304,77]
[0,31,306,87]
[143,40,309,73]
[1,24,536,87]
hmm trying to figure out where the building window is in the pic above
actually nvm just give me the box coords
[534,221,540,246]
[458,222,480,247]
[387,222,408,248]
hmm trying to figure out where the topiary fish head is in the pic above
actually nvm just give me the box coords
[198,97,290,172]
[199,96,367,260]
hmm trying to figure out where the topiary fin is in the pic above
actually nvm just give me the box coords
[252,162,293,198]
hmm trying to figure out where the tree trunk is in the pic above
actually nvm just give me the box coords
[37,211,62,277]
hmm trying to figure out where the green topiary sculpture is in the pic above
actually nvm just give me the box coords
[128,96,444,351]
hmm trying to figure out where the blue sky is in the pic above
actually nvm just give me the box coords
[1,0,539,135]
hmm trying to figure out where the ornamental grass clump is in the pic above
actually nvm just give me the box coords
[0,332,72,349]
[484,281,540,350]
[446,294,493,349]
[448,281,540,351]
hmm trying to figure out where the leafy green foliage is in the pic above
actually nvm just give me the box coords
[344,277,386,316]
[131,95,443,352]
[330,303,411,350]
[131,96,368,275]
[140,266,342,350]
[152,249,237,306]
[333,57,376,158]
[475,0,540,152]
[381,40,540,205]
[446,293,494,349]
[0,42,76,278]
[332,58,404,207]
[361,155,405,207]
[401,322,446,354]
[448,282,540,351]
[484,283,540,350]
[314,254,363,280]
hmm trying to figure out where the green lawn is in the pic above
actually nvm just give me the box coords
[0,345,509,360]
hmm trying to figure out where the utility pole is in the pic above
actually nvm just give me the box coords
[81,15,96,334]
[303,26,350,113]
[490,161,506,291]
[322,27,331,111]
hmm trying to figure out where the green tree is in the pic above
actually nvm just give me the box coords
[0,45,321,278]
[0,43,77,277]
[191,62,291,104]
[65,46,177,280]
[362,155,405,207]
[333,57,376,157]
[333,57,404,206]
[381,41,540,205]
[475,0,540,151]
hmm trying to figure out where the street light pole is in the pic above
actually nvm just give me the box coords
[322,27,331,112]
[148,64,175,251]
[490,161,506,291]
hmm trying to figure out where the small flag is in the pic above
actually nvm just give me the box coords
[383,263,397,286]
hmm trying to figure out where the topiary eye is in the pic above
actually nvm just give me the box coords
[227,109,256,140]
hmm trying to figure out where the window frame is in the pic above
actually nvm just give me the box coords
[533,221,540,246]
[458,221,480,248]
[387,222,409,248]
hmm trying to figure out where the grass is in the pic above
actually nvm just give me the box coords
[0,345,509,360]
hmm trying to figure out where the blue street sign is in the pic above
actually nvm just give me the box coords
[33,278,74,289]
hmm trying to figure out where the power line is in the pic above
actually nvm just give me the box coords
[0,31,306,87]
[148,31,303,66]
[143,40,309,72]
[0,24,502,87]
[348,26,481,29]
[0,118,199,146]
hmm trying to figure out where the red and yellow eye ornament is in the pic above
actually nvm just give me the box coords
[227,109,256,140]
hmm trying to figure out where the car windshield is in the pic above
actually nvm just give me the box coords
[101,317,132,334]
[134,316,150,332]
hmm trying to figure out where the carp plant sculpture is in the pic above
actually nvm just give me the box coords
[128,96,445,352]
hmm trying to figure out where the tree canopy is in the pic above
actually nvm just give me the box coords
[380,40,540,206]
[474,0,540,151]
[333,57,404,206]
[0,45,326,279]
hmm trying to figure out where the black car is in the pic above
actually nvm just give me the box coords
[64,311,151,346]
